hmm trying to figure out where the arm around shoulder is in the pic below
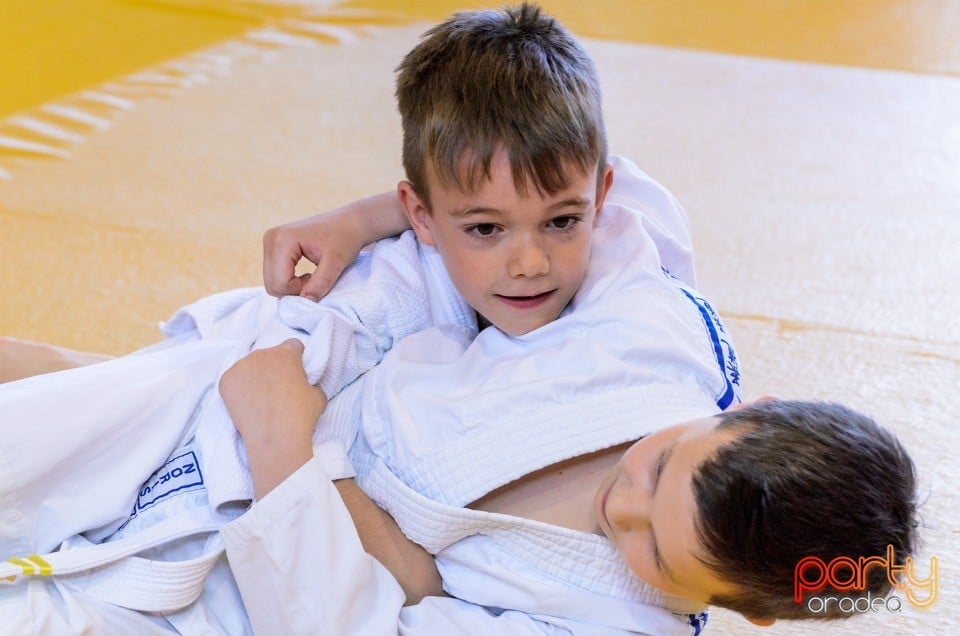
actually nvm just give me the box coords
[263,190,412,300]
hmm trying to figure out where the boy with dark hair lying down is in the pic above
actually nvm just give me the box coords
[1,4,919,634]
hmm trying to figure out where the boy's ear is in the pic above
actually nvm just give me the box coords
[745,616,776,627]
[397,181,437,247]
[728,395,781,412]
[593,163,614,227]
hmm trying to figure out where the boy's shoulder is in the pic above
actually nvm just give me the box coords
[599,155,697,288]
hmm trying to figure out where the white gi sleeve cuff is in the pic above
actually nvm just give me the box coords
[222,458,325,543]
[312,439,356,480]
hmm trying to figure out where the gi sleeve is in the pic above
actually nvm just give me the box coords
[267,231,464,400]
[221,460,578,635]
[164,232,473,507]
[221,457,408,636]
[162,230,472,404]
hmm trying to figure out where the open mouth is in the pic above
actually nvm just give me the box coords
[495,290,555,308]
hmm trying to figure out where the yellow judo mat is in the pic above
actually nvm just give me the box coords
[1,2,956,634]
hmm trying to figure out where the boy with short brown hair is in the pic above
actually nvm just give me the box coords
[0,4,921,634]
[251,2,919,630]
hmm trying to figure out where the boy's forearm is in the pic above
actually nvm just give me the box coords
[333,478,445,605]
[245,431,315,501]
[245,431,444,605]
[338,191,411,245]
[221,340,328,500]
[225,343,440,605]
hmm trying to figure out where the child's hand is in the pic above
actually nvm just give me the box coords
[219,339,328,498]
[262,191,412,301]
[262,211,365,301]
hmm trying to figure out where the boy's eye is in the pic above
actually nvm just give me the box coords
[655,449,666,479]
[548,215,580,230]
[467,223,499,237]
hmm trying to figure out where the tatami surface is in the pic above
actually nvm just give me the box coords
[1,2,956,634]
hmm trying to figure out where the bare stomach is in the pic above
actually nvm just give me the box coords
[466,442,631,534]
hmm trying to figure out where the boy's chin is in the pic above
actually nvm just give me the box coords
[485,314,559,337]
[745,616,776,627]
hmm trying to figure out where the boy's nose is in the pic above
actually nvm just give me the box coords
[507,241,549,278]
[608,484,652,531]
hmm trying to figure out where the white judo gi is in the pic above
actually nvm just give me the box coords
[0,156,737,634]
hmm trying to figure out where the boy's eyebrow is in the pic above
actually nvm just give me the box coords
[449,197,590,218]
[449,206,502,218]
[651,442,681,585]
[549,196,590,211]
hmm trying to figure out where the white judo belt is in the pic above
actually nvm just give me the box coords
[1,442,231,613]
[1,513,223,612]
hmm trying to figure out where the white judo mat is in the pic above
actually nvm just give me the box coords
[1,21,956,636]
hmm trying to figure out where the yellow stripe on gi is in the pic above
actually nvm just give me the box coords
[7,554,53,576]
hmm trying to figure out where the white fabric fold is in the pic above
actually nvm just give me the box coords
[160,233,475,509]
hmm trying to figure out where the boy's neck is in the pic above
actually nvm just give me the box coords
[467,441,631,534]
